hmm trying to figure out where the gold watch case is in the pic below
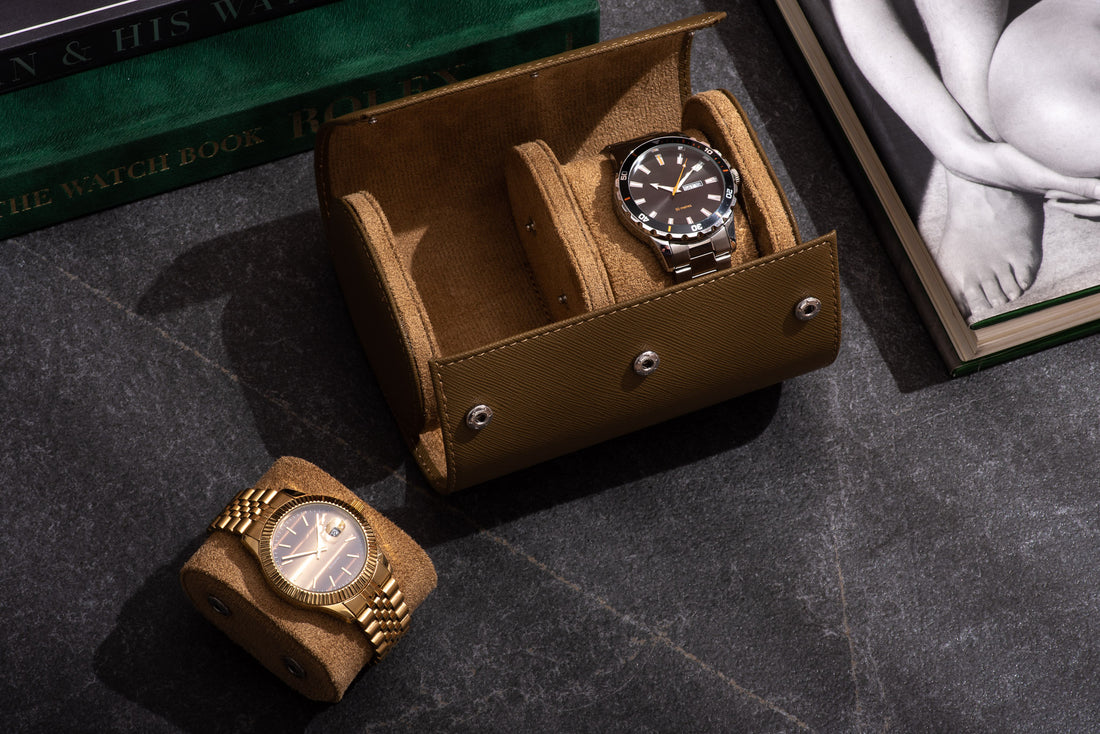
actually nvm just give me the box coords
[256,493,382,610]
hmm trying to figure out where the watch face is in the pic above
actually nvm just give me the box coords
[259,496,377,606]
[616,136,738,240]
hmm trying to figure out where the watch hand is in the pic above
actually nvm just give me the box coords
[282,548,328,561]
[315,518,326,558]
[671,162,688,196]
[649,183,676,193]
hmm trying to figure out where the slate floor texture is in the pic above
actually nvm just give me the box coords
[5,1,1100,732]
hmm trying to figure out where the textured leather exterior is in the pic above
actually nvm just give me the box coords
[431,233,839,491]
[317,13,842,492]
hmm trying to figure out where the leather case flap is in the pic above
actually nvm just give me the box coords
[430,233,839,491]
[317,13,721,211]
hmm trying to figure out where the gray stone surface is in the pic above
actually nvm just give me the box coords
[4,1,1099,732]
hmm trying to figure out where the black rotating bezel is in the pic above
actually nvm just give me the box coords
[616,135,738,240]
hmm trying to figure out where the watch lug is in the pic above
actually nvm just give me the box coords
[240,533,261,556]
[370,553,394,587]
[324,600,358,623]
[268,488,302,509]
[650,235,686,273]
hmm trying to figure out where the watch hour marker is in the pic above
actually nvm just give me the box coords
[346,553,360,558]
[707,194,722,201]
[686,217,694,224]
[676,153,684,165]
[649,210,658,218]
[329,575,336,586]
[278,543,291,549]
[700,208,712,217]
[635,197,646,205]
[667,218,674,225]
[636,164,651,175]
[341,565,355,576]
[629,180,643,188]
[655,154,665,166]
[691,163,704,172]
[705,176,718,184]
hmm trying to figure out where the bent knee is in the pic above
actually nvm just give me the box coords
[989,0,1100,177]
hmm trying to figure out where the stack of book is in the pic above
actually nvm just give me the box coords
[1,0,600,239]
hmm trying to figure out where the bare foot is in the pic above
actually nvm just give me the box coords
[936,170,1043,318]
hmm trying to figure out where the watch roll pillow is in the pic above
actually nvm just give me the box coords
[179,456,437,702]
[504,118,764,311]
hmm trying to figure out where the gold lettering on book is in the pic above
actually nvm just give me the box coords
[0,188,53,218]
[288,65,468,139]
[58,154,170,199]
[291,95,372,139]
[178,128,264,166]
[401,75,430,97]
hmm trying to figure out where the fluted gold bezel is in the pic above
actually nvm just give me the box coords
[257,494,380,608]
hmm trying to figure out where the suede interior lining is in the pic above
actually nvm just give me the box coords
[336,87,792,347]
[317,27,693,358]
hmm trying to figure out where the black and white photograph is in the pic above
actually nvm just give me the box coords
[802,0,1100,322]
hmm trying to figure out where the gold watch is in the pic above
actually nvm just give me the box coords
[209,486,410,662]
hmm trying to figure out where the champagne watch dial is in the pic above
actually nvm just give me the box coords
[617,136,738,240]
[269,501,369,594]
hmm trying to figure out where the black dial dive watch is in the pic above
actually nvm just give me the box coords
[611,134,741,282]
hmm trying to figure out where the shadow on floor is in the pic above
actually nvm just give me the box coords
[93,542,327,733]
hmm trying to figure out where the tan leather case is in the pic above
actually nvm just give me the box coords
[315,13,841,493]
[180,457,437,702]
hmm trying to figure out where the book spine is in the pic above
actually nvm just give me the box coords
[0,14,598,240]
[0,0,338,95]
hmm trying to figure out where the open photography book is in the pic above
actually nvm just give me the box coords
[767,0,1100,375]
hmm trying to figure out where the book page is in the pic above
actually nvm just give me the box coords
[798,0,1100,328]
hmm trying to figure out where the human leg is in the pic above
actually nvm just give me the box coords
[989,0,1100,178]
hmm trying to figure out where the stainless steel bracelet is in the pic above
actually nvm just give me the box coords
[661,225,734,282]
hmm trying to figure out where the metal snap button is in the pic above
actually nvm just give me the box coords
[794,297,822,321]
[206,595,231,616]
[465,404,493,431]
[633,350,660,376]
[282,655,306,679]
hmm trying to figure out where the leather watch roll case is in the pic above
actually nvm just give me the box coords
[315,13,841,493]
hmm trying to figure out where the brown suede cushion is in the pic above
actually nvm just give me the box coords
[180,456,437,702]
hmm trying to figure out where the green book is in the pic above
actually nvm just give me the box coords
[0,0,599,239]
